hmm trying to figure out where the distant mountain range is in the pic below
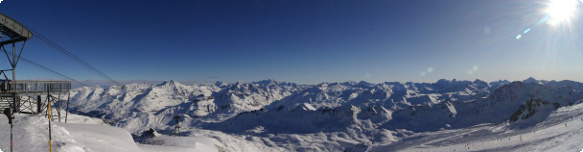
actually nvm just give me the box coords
[66,77,583,150]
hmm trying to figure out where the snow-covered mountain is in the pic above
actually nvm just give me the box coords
[65,78,583,151]
[69,80,304,132]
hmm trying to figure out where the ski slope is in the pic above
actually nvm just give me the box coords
[3,78,583,152]
[56,122,142,152]
[0,113,231,152]
[371,102,583,152]
[0,113,142,152]
[2,104,581,152]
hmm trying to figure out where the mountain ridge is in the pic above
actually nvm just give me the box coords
[65,78,583,151]
[68,78,582,132]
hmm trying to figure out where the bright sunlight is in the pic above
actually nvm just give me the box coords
[546,0,580,25]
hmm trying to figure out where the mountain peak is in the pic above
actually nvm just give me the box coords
[357,81,372,86]
[523,77,539,84]
[215,81,228,87]
[158,80,182,86]
[436,79,451,84]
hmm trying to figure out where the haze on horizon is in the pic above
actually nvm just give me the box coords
[0,0,582,84]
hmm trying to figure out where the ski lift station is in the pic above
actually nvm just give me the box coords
[0,12,71,116]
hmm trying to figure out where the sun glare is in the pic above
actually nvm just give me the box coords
[546,0,580,25]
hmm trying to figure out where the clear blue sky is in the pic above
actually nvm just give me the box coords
[1,0,582,84]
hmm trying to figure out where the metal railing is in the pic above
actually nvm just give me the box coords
[0,80,71,95]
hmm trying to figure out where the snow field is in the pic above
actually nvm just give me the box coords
[371,102,583,151]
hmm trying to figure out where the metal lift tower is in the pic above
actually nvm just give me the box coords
[0,12,73,152]
[0,12,71,115]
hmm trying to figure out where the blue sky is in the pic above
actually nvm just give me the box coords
[1,0,583,84]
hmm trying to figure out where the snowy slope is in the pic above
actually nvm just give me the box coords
[0,113,270,152]
[56,122,143,152]
[138,135,221,152]
[0,113,141,152]
[62,78,583,151]
[371,100,583,152]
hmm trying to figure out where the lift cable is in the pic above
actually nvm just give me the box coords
[1,47,89,87]
[29,30,120,86]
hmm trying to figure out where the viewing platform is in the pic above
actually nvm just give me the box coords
[0,80,71,95]
[0,80,71,113]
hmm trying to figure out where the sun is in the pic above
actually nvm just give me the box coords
[545,0,580,25]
